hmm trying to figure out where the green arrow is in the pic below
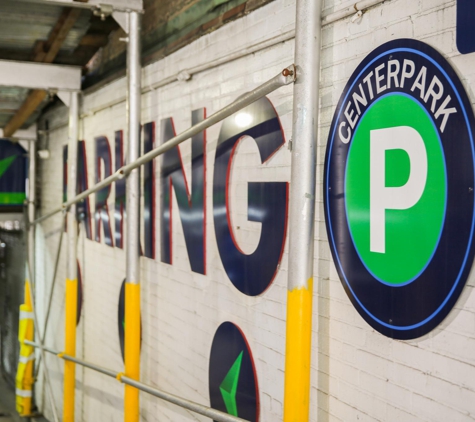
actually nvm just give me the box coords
[219,351,243,417]
[0,155,17,178]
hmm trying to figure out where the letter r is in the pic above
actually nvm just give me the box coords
[370,126,427,253]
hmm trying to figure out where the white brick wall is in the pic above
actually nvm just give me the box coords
[35,0,475,421]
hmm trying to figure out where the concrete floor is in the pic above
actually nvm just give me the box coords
[0,373,48,422]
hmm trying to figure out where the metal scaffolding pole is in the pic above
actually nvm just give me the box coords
[34,213,66,379]
[124,10,141,422]
[28,141,36,307]
[25,142,59,422]
[22,140,37,416]
[32,66,295,226]
[283,0,322,420]
[64,91,79,422]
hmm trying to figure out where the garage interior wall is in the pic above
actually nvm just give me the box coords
[33,0,475,421]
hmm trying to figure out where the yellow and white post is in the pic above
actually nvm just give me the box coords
[283,0,322,420]
[64,91,79,422]
[16,139,37,416]
[15,283,34,416]
[124,10,142,422]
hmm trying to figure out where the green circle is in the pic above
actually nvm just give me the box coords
[345,94,446,285]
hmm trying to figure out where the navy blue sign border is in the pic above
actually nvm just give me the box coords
[324,39,475,339]
[209,321,259,421]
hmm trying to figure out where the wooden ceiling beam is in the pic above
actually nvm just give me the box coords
[3,2,87,137]
[3,91,47,137]
[79,33,109,47]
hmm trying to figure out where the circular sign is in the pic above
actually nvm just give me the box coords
[76,261,83,326]
[118,279,141,362]
[209,322,259,421]
[324,39,475,339]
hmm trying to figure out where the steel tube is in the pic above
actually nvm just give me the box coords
[64,91,79,422]
[32,67,294,224]
[82,0,389,118]
[42,214,66,341]
[25,341,118,378]
[16,0,143,13]
[25,140,60,422]
[35,214,66,378]
[80,0,389,118]
[24,340,249,422]
[121,376,249,422]
[124,11,142,422]
[283,0,322,420]
[28,141,36,288]
[62,355,118,378]
[24,259,59,422]
[322,0,385,25]
[25,340,58,356]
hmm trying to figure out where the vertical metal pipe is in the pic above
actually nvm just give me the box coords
[28,140,36,290]
[283,0,322,420]
[124,11,141,422]
[64,90,79,422]
[25,141,59,422]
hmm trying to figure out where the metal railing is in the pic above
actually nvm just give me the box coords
[25,340,248,422]
[33,65,295,226]
[28,65,295,422]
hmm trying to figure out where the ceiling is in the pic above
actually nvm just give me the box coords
[0,0,118,136]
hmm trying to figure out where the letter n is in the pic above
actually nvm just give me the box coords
[160,109,206,274]
[95,136,114,246]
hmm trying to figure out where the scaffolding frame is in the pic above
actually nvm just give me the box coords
[18,0,389,421]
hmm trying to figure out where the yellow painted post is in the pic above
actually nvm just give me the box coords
[64,91,79,422]
[283,279,313,421]
[15,282,34,416]
[63,278,78,422]
[124,283,141,422]
[124,10,142,422]
[22,282,34,415]
[283,0,321,419]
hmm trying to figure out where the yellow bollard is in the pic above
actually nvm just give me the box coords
[15,281,35,417]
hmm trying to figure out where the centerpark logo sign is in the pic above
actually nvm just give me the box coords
[324,39,475,339]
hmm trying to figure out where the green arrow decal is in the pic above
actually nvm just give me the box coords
[219,351,243,416]
[0,155,17,178]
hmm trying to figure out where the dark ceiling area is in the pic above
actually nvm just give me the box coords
[0,0,272,138]
[0,0,118,136]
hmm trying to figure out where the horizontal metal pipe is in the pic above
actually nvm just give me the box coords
[34,66,295,224]
[62,355,118,379]
[81,30,296,118]
[81,0,389,119]
[121,376,249,422]
[24,340,249,422]
[16,0,142,13]
[144,30,297,93]
[25,340,57,356]
[322,0,386,25]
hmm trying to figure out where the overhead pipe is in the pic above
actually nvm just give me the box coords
[322,0,386,25]
[80,0,388,118]
[64,90,79,422]
[32,66,295,225]
[283,0,322,420]
[124,10,142,422]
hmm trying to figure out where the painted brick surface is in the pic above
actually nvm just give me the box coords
[35,0,475,421]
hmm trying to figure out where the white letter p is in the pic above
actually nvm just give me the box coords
[370,126,427,253]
